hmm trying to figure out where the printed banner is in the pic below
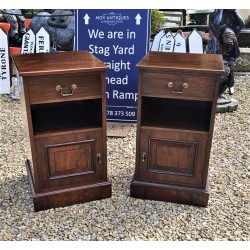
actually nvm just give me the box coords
[76,9,151,122]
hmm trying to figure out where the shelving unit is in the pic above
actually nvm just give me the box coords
[130,51,224,207]
[12,51,111,211]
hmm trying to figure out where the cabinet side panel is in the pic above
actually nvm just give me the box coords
[18,76,35,180]
[101,72,107,179]
[134,71,143,178]
[202,75,221,185]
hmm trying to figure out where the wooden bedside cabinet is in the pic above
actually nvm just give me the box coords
[12,51,111,211]
[130,52,224,207]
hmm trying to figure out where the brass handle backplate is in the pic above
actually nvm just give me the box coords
[168,82,188,94]
[56,84,77,97]
[142,152,146,162]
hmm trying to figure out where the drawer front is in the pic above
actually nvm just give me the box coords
[35,130,105,190]
[138,128,208,188]
[28,73,102,104]
[142,72,216,100]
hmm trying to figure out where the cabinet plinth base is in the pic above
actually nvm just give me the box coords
[26,161,111,212]
[130,179,209,207]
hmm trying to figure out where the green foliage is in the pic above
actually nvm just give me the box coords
[151,9,165,36]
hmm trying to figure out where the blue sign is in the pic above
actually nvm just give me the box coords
[76,9,151,122]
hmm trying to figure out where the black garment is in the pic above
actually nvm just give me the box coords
[0,9,26,45]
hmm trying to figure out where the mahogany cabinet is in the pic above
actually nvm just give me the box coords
[130,52,224,207]
[12,51,111,211]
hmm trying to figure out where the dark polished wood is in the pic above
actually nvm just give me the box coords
[136,51,224,73]
[11,50,108,76]
[130,52,224,207]
[28,73,102,105]
[12,51,111,211]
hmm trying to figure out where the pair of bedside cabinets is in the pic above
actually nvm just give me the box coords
[12,51,224,211]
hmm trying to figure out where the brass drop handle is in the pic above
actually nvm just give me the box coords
[97,153,102,164]
[56,84,77,96]
[142,152,146,162]
[168,82,188,94]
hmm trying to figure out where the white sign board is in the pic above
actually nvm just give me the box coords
[36,27,50,53]
[174,32,186,53]
[0,28,11,94]
[159,31,175,52]
[151,30,165,51]
[188,29,203,54]
[21,29,35,54]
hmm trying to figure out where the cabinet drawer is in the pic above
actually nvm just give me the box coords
[28,73,102,104]
[142,72,216,100]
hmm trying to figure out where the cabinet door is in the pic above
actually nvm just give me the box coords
[138,128,208,188]
[35,130,105,191]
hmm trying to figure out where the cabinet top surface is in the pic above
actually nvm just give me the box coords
[12,50,108,76]
[137,52,224,74]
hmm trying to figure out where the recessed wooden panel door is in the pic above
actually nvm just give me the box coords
[138,128,208,188]
[46,139,95,179]
[35,130,105,190]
